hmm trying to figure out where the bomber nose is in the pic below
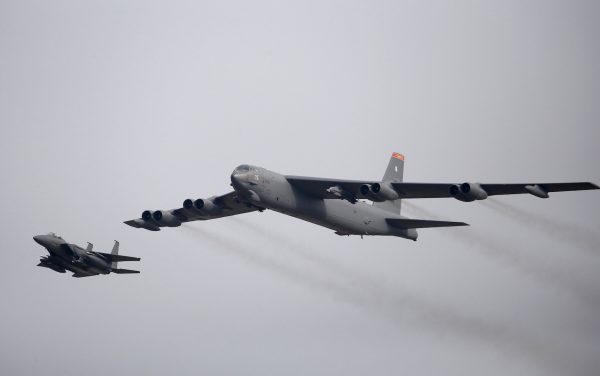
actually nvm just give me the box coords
[231,172,244,187]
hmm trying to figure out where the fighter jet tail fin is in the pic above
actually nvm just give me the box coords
[86,242,93,252]
[111,268,140,274]
[111,240,119,269]
[373,152,404,214]
[386,218,469,229]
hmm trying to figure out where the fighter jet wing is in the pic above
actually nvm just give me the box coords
[286,176,598,200]
[94,252,140,262]
[125,191,259,231]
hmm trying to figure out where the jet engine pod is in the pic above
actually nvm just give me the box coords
[182,198,218,215]
[183,199,194,210]
[360,182,399,202]
[151,210,181,227]
[142,210,153,221]
[194,198,205,210]
[371,182,399,201]
[449,182,488,202]
[187,198,218,214]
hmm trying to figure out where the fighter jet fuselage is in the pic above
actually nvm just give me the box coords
[33,234,140,277]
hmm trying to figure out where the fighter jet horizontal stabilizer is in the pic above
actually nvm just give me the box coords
[111,268,140,274]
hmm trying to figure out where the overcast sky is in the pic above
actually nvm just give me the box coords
[1,1,599,375]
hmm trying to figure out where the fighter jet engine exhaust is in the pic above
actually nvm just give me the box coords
[449,183,488,202]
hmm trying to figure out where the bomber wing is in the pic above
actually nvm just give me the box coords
[389,182,598,198]
[286,176,388,202]
[285,176,598,201]
[125,191,259,231]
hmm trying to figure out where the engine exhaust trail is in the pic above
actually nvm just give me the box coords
[482,198,600,255]
[228,217,366,286]
[402,201,600,308]
[183,222,587,375]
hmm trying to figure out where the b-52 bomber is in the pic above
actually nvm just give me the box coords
[33,233,140,277]
[125,153,598,241]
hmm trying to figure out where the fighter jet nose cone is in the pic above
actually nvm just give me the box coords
[33,235,43,245]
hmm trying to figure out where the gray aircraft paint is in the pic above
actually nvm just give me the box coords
[125,155,597,242]
[33,233,140,277]
[3,1,600,375]
[230,165,420,239]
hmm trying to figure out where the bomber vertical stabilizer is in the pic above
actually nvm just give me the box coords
[373,152,404,214]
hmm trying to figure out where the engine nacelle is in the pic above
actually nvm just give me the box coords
[449,182,488,202]
[151,210,181,227]
[371,182,399,201]
[142,210,153,221]
[360,182,399,202]
[182,198,219,214]
[360,184,371,196]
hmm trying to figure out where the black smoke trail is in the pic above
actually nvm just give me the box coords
[402,201,600,307]
[482,198,600,255]
[180,223,590,375]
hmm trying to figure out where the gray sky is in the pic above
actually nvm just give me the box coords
[1,1,599,375]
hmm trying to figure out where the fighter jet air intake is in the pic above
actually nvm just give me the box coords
[124,153,598,241]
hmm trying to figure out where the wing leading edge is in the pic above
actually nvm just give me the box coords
[285,176,598,201]
[125,191,259,231]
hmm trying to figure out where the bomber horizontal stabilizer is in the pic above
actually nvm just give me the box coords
[386,218,469,229]
[111,268,140,274]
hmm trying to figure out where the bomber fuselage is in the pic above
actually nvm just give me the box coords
[230,165,417,240]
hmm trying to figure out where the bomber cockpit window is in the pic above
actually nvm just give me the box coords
[236,165,251,172]
[48,232,62,239]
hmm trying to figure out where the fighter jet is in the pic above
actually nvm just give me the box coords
[33,233,140,277]
[124,153,598,241]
